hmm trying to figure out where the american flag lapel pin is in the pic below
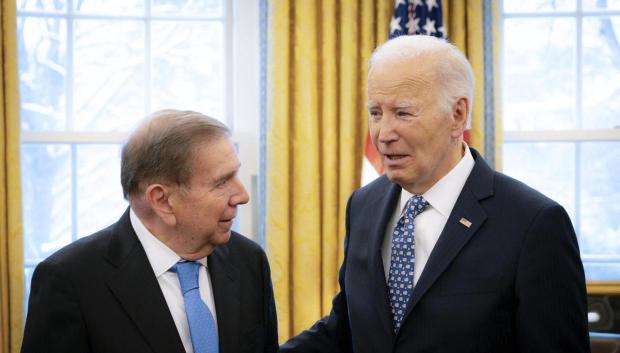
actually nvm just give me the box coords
[459,217,472,228]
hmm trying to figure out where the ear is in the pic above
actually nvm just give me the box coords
[145,183,177,227]
[451,96,469,138]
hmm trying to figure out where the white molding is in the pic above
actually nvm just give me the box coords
[21,131,129,143]
[21,131,247,144]
[17,11,225,21]
[503,10,620,18]
[503,129,620,142]
[582,255,620,262]
[232,0,260,239]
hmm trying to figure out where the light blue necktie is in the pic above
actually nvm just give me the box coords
[172,261,219,353]
[387,195,429,333]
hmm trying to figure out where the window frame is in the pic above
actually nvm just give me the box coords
[18,0,261,285]
[499,0,620,293]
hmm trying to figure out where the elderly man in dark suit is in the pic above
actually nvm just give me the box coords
[21,109,277,353]
[280,35,590,353]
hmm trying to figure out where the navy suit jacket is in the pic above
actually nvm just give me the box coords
[21,208,278,353]
[281,148,590,353]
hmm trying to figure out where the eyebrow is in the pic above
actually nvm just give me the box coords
[366,102,416,110]
[213,164,241,184]
[394,103,415,109]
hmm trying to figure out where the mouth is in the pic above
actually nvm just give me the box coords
[219,216,235,227]
[383,152,411,163]
[384,154,408,161]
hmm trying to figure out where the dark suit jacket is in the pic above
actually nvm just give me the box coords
[21,208,278,353]
[281,149,590,353]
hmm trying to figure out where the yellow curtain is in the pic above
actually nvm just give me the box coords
[266,0,392,342]
[443,0,502,168]
[0,0,24,352]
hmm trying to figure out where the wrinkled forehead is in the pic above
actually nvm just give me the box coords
[369,52,438,80]
[367,55,439,100]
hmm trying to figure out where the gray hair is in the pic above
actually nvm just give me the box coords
[121,109,230,200]
[369,35,475,126]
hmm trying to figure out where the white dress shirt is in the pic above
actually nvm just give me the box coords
[130,208,218,353]
[382,145,475,286]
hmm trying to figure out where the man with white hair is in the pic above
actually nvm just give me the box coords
[280,35,589,353]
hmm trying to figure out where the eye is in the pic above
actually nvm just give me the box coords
[369,110,382,120]
[216,178,229,188]
[396,110,420,119]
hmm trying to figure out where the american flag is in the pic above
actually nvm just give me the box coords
[390,0,445,39]
[365,0,445,175]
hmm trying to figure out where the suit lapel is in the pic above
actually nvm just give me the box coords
[366,179,401,338]
[405,186,487,313]
[208,242,240,353]
[104,209,185,353]
[401,149,494,324]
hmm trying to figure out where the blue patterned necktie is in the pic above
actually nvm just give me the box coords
[172,261,219,353]
[387,195,429,333]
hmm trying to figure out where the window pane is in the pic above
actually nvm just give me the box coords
[503,18,576,131]
[74,0,143,15]
[152,0,223,17]
[584,0,620,10]
[579,142,620,260]
[17,0,65,12]
[24,266,37,314]
[74,20,145,131]
[76,145,127,237]
[584,263,620,281]
[24,267,35,305]
[18,17,67,131]
[151,21,225,121]
[503,0,575,13]
[582,16,620,129]
[21,144,72,262]
[503,142,576,220]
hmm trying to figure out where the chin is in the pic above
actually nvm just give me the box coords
[385,169,406,184]
[212,230,232,245]
[386,170,419,191]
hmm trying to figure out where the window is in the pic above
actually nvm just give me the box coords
[18,0,260,300]
[501,0,620,280]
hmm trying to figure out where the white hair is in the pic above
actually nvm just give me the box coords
[369,35,475,126]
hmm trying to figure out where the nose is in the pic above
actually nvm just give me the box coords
[231,178,250,206]
[374,116,399,145]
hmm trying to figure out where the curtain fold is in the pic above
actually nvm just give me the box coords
[266,0,392,342]
[443,0,502,168]
[0,1,24,352]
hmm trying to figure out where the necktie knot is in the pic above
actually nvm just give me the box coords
[173,261,201,294]
[402,195,428,221]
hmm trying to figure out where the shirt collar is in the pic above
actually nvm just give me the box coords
[399,143,475,219]
[129,208,207,277]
